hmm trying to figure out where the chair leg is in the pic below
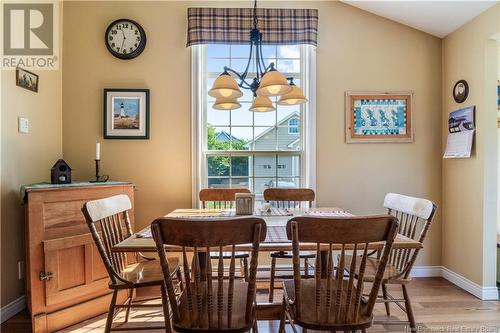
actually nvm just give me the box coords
[176,268,184,291]
[252,317,258,333]
[240,258,245,278]
[278,299,286,333]
[304,258,309,278]
[124,288,134,323]
[402,284,416,332]
[243,257,249,281]
[105,290,118,333]
[269,256,276,302]
[382,283,390,316]
[160,283,172,333]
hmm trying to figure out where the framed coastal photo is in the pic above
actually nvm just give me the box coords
[16,67,39,92]
[345,91,414,143]
[104,89,150,139]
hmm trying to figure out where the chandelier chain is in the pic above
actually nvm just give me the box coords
[253,0,258,29]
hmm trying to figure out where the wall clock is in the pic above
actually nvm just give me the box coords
[453,79,469,103]
[105,19,146,60]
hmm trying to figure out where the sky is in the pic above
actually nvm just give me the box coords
[113,97,140,117]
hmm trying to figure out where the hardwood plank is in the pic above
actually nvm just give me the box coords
[2,278,498,332]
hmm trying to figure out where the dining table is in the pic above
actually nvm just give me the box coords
[112,207,422,320]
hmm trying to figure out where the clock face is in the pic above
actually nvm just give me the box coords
[105,19,146,60]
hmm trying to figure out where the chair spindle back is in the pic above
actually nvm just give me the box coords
[286,215,399,324]
[151,217,267,330]
[263,188,315,209]
[82,194,134,286]
[199,188,251,209]
[383,193,437,279]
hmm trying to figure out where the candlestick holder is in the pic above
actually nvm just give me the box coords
[89,159,109,183]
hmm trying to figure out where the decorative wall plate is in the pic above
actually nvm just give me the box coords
[453,80,469,103]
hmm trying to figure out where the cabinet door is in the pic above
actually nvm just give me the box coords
[43,233,109,307]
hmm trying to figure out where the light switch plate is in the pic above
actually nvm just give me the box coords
[18,117,29,133]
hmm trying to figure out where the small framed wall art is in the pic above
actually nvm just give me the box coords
[16,67,39,92]
[453,80,469,103]
[345,91,414,143]
[104,88,150,139]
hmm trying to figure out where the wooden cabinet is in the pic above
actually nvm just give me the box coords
[24,183,134,332]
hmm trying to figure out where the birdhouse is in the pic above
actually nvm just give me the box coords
[51,159,72,184]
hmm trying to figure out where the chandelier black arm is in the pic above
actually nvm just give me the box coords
[223,66,254,89]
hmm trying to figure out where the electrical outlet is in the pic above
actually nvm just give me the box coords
[18,117,29,134]
[18,261,25,280]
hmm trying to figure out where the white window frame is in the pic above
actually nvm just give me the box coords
[191,44,316,208]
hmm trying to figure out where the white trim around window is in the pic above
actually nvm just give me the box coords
[191,44,317,208]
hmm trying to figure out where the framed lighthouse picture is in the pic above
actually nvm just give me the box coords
[104,89,150,139]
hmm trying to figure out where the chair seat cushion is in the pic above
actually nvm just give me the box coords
[173,280,253,333]
[343,255,409,284]
[112,257,179,289]
[282,279,372,330]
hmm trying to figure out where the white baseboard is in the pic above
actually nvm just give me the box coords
[410,265,442,277]
[441,266,499,300]
[411,265,498,300]
[0,295,26,324]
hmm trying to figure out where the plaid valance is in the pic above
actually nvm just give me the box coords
[186,8,318,47]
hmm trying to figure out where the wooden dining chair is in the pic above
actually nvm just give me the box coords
[279,215,399,333]
[151,216,267,333]
[263,188,316,302]
[200,188,251,280]
[82,194,181,333]
[344,193,437,332]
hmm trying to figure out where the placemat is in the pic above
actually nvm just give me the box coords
[136,225,288,242]
[264,226,288,243]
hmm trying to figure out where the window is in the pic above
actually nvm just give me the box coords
[288,118,299,134]
[192,44,316,205]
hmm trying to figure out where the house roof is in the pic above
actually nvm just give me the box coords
[249,111,300,145]
[215,131,242,142]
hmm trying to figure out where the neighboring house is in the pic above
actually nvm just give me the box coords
[209,112,300,191]
[247,112,300,191]
[215,131,240,142]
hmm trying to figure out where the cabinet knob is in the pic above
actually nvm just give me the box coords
[39,271,54,281]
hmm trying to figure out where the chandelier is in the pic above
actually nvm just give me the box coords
[208,0,308,112]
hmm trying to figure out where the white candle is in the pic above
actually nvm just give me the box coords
[95,143,101,160]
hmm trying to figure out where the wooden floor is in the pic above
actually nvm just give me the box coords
[2,278,499,332]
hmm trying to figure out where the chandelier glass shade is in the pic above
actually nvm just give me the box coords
[278,80,308,105]
[249,95,275,112]
[208,73,243,99]
[209,0,307,112]
[213,96,242,110]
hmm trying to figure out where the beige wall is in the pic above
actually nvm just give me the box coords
[63,1,442,267]
[1,69,63,306]
[442,4,500,286]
